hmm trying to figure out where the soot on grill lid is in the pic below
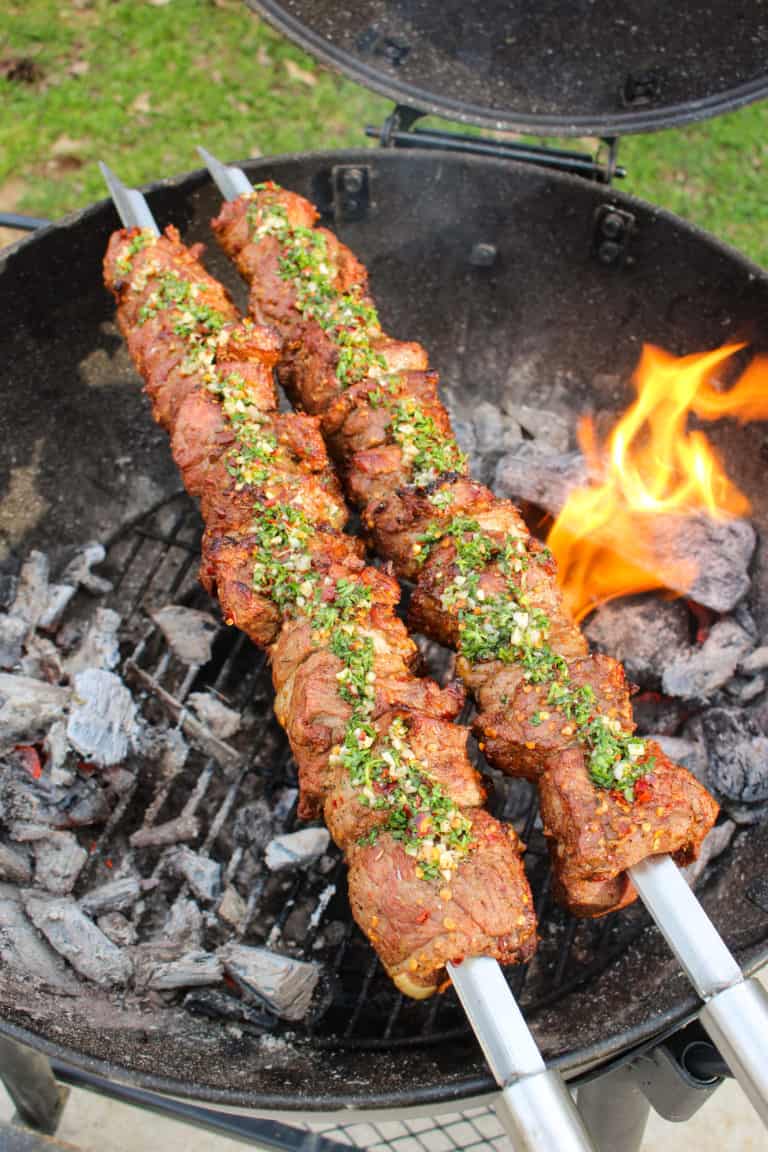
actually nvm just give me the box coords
[246,0,768,135]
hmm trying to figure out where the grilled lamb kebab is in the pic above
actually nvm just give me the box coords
[103,224,537,998]
[211,186,719,917]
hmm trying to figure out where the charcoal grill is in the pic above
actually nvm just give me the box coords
[2,2,768,1148]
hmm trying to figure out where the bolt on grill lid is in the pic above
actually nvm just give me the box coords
[245,0,768,135]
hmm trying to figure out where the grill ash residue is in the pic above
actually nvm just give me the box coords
[0,533,325,1032]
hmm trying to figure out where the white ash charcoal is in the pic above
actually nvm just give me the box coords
[632,694,686,736]
[308,884,336,931]
[97,911,136,947]
[218,885,247,930]
[414,636,455,687]
[265,828,330,873]
[20,633,63,682]
[272,788,298,823]
[162,896,203,950]
[0,673,70,752]
[652,735,709,784]
[502,404,572,452]
[9,551,50,634]
[449,414,475,456]
[183,988,276,1030]
[725,675,766,705]
[151,605,218,666]
[701,708,768,809]
[472,401,522,455]
[130,812,199,848]
[38,583,76,633]
[662,620,754,704]
[654,514,755,613]
[80,875,141,917]
[23,892,133,985]
[233,799,274,850]
[0,894,78,991]
[52,776,110,829]
[44,720,71,779]
[219,944,319,1021]
[683,820,737,886]
[0,842,31,884]
[0,614,27,670]
[67,669,137,767]
[64,608,121,676]
[167,847,221,902]
[740,646,768,675]
[34,831,87,895]
[585,596,690,689]
[62,542,113,596]
[144,950,224,991]
[187,692,241,740]
[495,445,588,511]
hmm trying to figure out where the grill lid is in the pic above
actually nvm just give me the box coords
[246,0,768,135]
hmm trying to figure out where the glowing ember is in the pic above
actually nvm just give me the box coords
[548,343,768,621]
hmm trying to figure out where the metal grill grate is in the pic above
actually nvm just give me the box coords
[306,1105,511,1152]
[74,492,653,1050]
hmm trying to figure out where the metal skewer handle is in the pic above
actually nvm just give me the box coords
[630,855,768,1127]
[100,157,598,1152]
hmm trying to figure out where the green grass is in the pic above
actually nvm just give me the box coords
[2,0,767,268]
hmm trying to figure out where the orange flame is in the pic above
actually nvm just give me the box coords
[547,344,768,622]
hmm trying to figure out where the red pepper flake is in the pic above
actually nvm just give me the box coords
[105,858,113,870]
[89,841,98,853]
[415,910,429,924]
[634,777,654,805]
[15,745,42,779]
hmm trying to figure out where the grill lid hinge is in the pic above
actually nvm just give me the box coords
[365,105,625,184]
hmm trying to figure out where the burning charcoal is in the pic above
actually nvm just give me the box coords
[632,693,686,736]
[503,404,571,452]
[167,847,221,903]
[0,842,31,884]
[662,620,754,703]
[584,595,690,689]
[218,885,247,930]
[64,608,121,676]
[97,912,136,947]
[740,646,768,675]
[130,813,199,848]
[683,820,737,886]
[0,893,78,991]
[272,788,298,823]
[652,735,708,784]
[265,828,330,873]
[473,402,522,456]
[23,892,133,985]
[219,943,319,1021]
[144,950,224,991]
[187,692,241,740]
[151,605,218,665]
[21,634,64,683]
[0,673,70,752]
[701,707,768,810]
[34,831,87,895]
[183,988,276,1032]
[38,582,76,633]
[495,445,588,512]
[67,669,137,767]
[0,574,18,610]
[62,542,113,596]
[9,551,50,634]
[52,776,110,829]
[414,635,455,687]
[162,896,203,950]
[0,614,27,670]
[80,875,141,917]
[233,799,274,850]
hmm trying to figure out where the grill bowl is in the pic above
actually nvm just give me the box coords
[1,150,767,1111]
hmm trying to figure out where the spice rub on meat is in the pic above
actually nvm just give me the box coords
[104,224,537,998]
[212,185,719,917]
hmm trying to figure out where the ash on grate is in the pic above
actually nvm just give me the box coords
[0,538,323,1027]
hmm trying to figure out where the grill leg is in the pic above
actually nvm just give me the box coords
[0,1037,67,1135]
[576,1064,650,1152]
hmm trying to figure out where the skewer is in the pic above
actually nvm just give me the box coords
[99,161,596,1152]
[196,148,768,1132]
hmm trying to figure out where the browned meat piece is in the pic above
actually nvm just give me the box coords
[199,532,282,648]
[539,745,719,915]
[324,710,485,848]
[322,371,443,462]
[348,811,537,998]
[472,654,632,779]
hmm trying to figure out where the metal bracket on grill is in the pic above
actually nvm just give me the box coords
[592,205,636,267]
[366,104,626,184]
[331,165,372,223]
